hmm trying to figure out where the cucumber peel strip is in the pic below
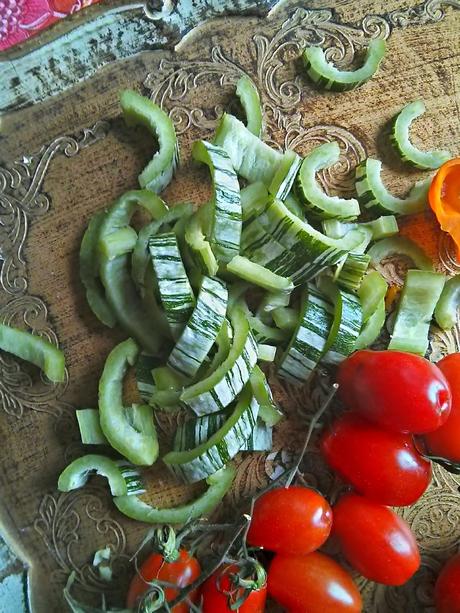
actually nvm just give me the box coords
[435,275,460,330]
[58,454,129,497]
[236,75,263,137]
[227,255,294,293]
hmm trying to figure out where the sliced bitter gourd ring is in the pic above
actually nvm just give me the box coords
[0,323,65,384]
[120,89,179,194]
[113,465,235,524]
[99,339,159,466]
[354,271,388,350]
[167,276,228,379]
[318,277,362,366]
[392,100,451,169]
[58,454,133,497]
[355,158,431,215]
[214,113,284,186]
[236,75,263,137]
[227,256,294,294]
[192,140,242,264]
[148,232,195,339]
[164,388,259,483]
[368,236,434,271]
[389,270,446,355]
[296,142,360,220]
[269,150,303,202]
[277,285,334,386]
[302,39,386,92]
[80,211,117,328]
[435,275,460,330]
[180,305,258,415]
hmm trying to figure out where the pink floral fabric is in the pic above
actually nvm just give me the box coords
[0,0,100,51]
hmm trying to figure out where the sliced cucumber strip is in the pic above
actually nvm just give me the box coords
[180,305,258,415]
[257,290,291,318]
[114,465,235,524]
[249,316,288,344]
[236,75,263,137]
[167,276,228,379]
[120,89,179,193]
[227,255,294,293]
[303,39,386,91]
[249,365,283,426]
[135,352,160,403]
[368,236,433,271]
[359,270,388,324]
[241,182,269,223]
[269,150,303,202]
[164,389,258,482]
[149,232,195,339]
[184,209,219,277]
[296,142,360,219]
[392,100,451,169]
[354,301,386,350]
[243,420,273,451]
[278,285,334,385]
[258,344,277,362]
[272,307,299,333]
[355,158,430,215]
[284,192,305,218]
[99,226,138,260]
[389,270,445,355]
[192,140,242,264]
[435,275,460,330]
[58,454,130,497]
[335,253,371,292]
[214,113,283,185]
[76,409,108,445]
[99,339,159,465]
[116,461,146,496]
[80,211,117,328]
[322,215,399,241]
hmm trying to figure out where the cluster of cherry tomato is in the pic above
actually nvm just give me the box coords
[126,350,460,612]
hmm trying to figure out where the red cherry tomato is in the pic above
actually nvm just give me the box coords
[247,485,332,555]
[435,553,460,613]
[337,350,451,434]
[333,493,420,585]
[268,551,362,612]
[201,564,267,613]
[126,549,201,612]
[320,412,432,506]
[424,354,460,462]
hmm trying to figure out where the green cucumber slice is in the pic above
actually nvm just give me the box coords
[76,409,108,445]
[184,209,219,277]
[241,182,269,223]
[392,100,451,169]
[335,253,371,292]
[354,301,386,350]
[355,158,430,215]
[272,307,299,333]
[296,142,360,219]
[58,454,130,497]
[236,75,263,137]
[322,215,399,241]
[302,39,386,91]
[368,236,433,271]
[435,275,460,330]
[269,150,303,202]
[227,256,294,293]
[258,344,277,362]
[359,271,388,323]
[249,365,283,426]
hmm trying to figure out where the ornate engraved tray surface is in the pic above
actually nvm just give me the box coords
[1,1,460,611]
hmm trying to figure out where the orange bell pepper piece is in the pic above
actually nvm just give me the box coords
[429,158,460,258]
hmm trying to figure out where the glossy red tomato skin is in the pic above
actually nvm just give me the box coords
[337,350,451,434]
[333,493,420,585]
[268,551,362,612]
[126,549,201,613]
[246,485,332,555]
[435,554,460,613]
[424,354,460,462]
[201,564,267,613]
[320,412,432,506]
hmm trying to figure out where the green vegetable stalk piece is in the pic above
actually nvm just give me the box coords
[368,236,433,271]
[120,89,179,193]
[435,275,460,330]
[236,75,263,137]
[58,454,129,497]
[389,270,446,355]
[0,323,65,383]
[302,39,386,91]
[227,255,294,293]
[98,339,159,465]
[76,409,108,445]
[114,465,235,524]
[80,211,117,328]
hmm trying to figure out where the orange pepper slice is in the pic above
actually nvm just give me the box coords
[429,158,460,258]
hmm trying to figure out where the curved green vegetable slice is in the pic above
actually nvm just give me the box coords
[334,253,371,292]
[120,89,179,193]
[192,140,242,264]
[184,209,219,277]
[435,275,460,330]
[354,302,386,350]
[236,75,263,137]
[76,409,108,445]
[322,215,399,241]
[355,158,430,215]
[80,211,117,328]
[392,100,451,169]
[227,256,294,293]
[296,142,360,219]
[164,389,258,482]
[367,236,433,271]
[0,323,65,383]
[269,150,303,202]
[99,339,158,466]
[167,276,228,379]
[180,305,258,415]
[241,182,269,223]
[114,465,235,524]
[354,271,388,349]
[389,270,445,355]
[58,454,129,497]
[249,365,283,426]
[302,39,386,91]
